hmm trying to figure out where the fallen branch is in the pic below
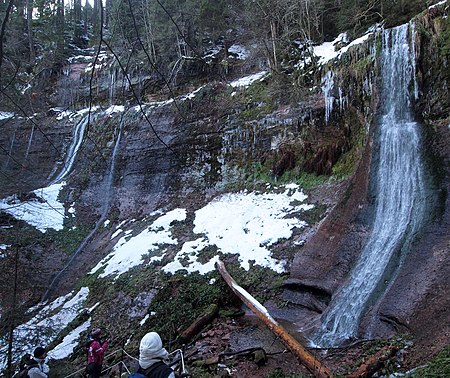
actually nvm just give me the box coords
[179,303,219,342]
[347,345,398,378]
[215,259,334,378]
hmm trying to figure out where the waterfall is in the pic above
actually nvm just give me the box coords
[109,69,117,105]
[3,127,16,170]
[50,115,89,185]
[312,23,426,347]
[25,124,35,159]
[42,111,126,301]
[102,112,124,212]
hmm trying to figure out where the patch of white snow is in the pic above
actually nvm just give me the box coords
[229,71,268,88]
[163,185,313,275]
[0,111,14,120]
[48,319,91,360]
[0,182,66,232]
[90,209,187,278]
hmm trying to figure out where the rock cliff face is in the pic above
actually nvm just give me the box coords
[0,1,448,372]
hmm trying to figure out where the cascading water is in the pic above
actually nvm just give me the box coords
[312,23,426,347]
[50,115,89,184]
[25,124,35,159]
[42,110,126,300]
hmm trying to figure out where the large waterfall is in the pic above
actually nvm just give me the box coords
[313,23,426,347]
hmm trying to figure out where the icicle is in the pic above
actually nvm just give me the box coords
[321,70,334,123]
[338,87,348,112]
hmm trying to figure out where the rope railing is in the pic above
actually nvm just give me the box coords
[62,347,185,378]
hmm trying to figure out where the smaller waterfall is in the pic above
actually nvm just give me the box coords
[312,23,426,347]
[24,124,35,159]
[50,115,89,185]
[102,113,124,212]
[3,127,16,170]
[109,69,117,105]
[42,110,127,300]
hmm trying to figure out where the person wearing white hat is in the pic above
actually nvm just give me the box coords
[27,347,50,378]
[136,332,176,378]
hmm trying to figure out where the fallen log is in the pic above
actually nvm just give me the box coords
[179,303,219,342]
[347,345,398,378]
[215,259,334,378]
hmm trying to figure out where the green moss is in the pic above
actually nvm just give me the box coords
[243,161,273,186]
[409,345,450,377]
[145,272,227,340]
[239,80,277,122]
[46,220,92,255]
[353,56,372,77]
[227,264,287,303]
[239,160,331,191]
[290,171,330,189]
[332,123,367,179]
[438,16,450,58]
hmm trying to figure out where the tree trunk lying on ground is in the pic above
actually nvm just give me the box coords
[179,303,219,342]
[347,345,398,378]
[215,259,334,378]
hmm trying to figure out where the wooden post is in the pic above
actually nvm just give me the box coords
[215,260,334,378]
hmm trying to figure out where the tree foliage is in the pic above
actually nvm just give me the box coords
[0,0,430,109]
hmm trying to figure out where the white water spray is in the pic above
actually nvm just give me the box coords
[313,23,426,347]
[50,115,89,185]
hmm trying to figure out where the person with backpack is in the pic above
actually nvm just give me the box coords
[132,332,176,378]
[27,347,50,378]
[83,328,108,378]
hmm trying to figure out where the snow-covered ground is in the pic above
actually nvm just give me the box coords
[93,184,313,279]
[229,71,268,88]
[0,288,90,369]
[0,111,14,120]
[0,182,66,232]
[90,209,187,278]
[313,30,376,65]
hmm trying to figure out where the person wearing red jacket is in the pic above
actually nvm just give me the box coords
[83,328,108,378]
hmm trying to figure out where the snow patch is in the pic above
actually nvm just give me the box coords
[228,44,250,60]
[229,71,268,88]
[48,319,91,360]
[163,184,313,275]
[0,111,14,120]
[0,182,66,232]
[105,105,125,116]
[429,0,447,9]
[313,31,375,65]
[90,209,187,278]
[0,288,89,369]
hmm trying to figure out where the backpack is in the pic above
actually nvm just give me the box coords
[128,361,177,378]
[14,365,32,378]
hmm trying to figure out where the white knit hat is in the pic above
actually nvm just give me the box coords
[139,332,169,369]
